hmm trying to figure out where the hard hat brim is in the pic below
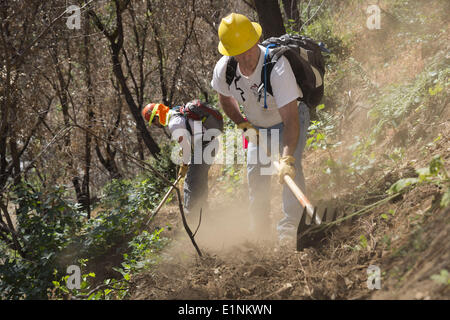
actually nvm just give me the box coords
[218,22,262,56]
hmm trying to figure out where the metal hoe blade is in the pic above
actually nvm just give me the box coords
[257,143,343,250]
[296,204,349,251]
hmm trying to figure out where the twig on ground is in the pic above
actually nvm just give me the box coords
[192,208,202,238]
[72,279,129,300]
[175,187,203,257]
[313,192,402,233]
[71,123,204,258]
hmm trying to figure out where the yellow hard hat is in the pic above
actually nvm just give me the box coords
[218,13,262,56]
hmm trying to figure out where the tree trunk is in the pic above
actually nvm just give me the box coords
[88,1,161,159]
[82,17,94,218]
[110,42,161,158]
[95,143,122,180]
[95,97,122,180]
[254,0,286,39]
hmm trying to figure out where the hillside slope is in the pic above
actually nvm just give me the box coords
[130,0,449,300]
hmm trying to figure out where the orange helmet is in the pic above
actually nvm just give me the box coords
[142,103,170,126]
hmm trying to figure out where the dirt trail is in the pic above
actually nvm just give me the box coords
[132,163,449,301]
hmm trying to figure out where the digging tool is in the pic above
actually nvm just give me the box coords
[143,164,203,257]
[271,159,322,225]
[145,169,184,227]
[272,158,340,250]
[251,131,338,250]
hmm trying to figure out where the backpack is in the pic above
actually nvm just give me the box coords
[225,34,329,109]
[173,99,224,134]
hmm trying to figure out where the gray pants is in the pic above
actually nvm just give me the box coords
[183,143,212,217]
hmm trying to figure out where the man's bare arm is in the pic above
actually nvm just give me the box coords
[218,94,246,124]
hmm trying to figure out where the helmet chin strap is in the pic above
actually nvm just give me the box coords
[148,104,159,125]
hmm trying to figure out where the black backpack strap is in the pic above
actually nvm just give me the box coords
[184,117,193,136]
[225,57,238,88]
[260,47,286,97]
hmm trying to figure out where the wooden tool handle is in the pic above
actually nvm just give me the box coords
[257,140,321,225]
[148,174,183,223]
[273,160,321,225]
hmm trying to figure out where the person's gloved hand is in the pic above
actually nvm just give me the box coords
[238,121,258,144]
[237,121,255,131]
[178,164,188,178]
[278,156,296,184]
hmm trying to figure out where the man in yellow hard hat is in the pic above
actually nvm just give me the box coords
[211,13,310,246]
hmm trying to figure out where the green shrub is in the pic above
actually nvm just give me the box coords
[301,14,350,64]
[0,171,171,299]
[0,184,83,299]
[148,143,177,189]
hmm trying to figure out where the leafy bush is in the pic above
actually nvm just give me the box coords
[0,171,172,299]
[0,184,83,299]
[431,270,450,286]
[389,155,450,207]
[217,127,246,193]
[51,228,168,300]
[301,13,350,65]
[368,57,449,136]
[148,142,177,190]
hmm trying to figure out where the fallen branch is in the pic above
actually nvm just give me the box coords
[192,208,202,238]
[174,187,202,257]
[71,279,129,300]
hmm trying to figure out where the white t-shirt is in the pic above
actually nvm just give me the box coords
[167,110,212,164]
[211,45,302,128]
[167,110,187,134]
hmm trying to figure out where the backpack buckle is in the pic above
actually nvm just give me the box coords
[257,83,264,103]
